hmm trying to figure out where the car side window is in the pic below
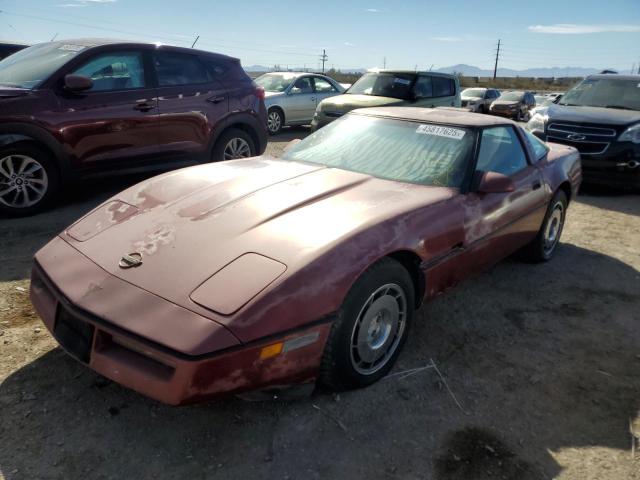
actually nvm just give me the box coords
[522,129,549,162]
[433,77,455,97]
[291,77,313,94]
[313,77,337,93]
[72,51,145,92]
[413,76,433,98]
[154,51,210,86]
[476,126,528,176]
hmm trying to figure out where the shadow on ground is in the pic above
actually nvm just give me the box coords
[1,243,638,479]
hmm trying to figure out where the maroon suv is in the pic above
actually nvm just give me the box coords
[0,39,267,216]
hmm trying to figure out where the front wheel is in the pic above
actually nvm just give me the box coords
[267,108,284,135]
[211,128,256,161]
[319,258,414,390]
[0,144,59,217]
[522,190,567,262]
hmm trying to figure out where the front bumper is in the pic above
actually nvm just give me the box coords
[30,237,331,405]
[310,111,341,131]
[489,108,518,119]
[534,132,640,188]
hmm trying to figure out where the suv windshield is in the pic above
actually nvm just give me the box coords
[282,114,475,188]
[559,77,640,111]
[0,42,84,89]
[462,88,485,98]
[347,72,416,99]
[498,91,524,101]
[254,73,297,92]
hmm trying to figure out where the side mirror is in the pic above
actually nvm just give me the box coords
[477,171,515,194]
[282,138,301,154]
[64,74,93,92]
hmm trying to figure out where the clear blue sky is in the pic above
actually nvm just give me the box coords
[1,0,639,73]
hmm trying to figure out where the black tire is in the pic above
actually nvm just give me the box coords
[267,108,284,135]
[521,190,568,262]
[0,143,59,217]
[211,128,256,162]
[319,257,415,391]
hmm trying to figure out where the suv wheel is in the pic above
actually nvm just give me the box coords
[212,128,256,161]
[0,144,59,217]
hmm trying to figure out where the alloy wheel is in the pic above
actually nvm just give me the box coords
[223,138,252,160]
[543,202,564,255]
[350,283,407,375]
[267,111,282,133]
[0,154,49,209]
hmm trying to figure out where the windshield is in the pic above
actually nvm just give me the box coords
[498,91,524,101]
[254,73,297,92]
[0,42,84,89]
[346,72,416,99]
[282,114,475,188]
[462,88,485,98]
[559,78,640,111]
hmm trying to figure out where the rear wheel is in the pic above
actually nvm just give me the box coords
[211,128,256,161]
[319,258,414,390]
[0,144,59,217]
[522,190,567,262]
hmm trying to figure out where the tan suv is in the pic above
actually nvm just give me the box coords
[311,70,461,130]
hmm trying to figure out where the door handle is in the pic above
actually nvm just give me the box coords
[207,96,226,104]
[532,181,542,190]
[133,102,154,112]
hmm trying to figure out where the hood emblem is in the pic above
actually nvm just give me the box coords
[119,252,143,269]
[567,133,586,141]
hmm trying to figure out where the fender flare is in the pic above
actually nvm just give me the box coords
[0,123,73,183]
[207,111,268,156]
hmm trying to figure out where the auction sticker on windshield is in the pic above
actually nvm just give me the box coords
[416,124,466,140]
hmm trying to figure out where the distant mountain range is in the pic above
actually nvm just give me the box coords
[434,64,603,78]
[245,63,605,78]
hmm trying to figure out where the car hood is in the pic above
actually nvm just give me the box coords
[546,104,640,126]
[62,157,454,322]
[319,94,406,114]
[462,96,482,101]
[492,100,519,107]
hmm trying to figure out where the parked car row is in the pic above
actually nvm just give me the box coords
[256,69,462,134]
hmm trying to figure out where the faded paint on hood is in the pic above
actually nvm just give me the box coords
[318,94,406,114]
[62,157,455,324]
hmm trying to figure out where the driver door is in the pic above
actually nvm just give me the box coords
[286,76,316,123]
[53,48,160,171]
[462,126,549,273]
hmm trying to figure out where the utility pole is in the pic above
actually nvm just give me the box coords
[493,39,501,80]
[383,57,386,69]
[319,49,328,74]
[191,35,200,48]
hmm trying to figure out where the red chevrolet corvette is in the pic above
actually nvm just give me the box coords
[30,107,581,405]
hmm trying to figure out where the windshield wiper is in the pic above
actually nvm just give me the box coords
[604,105,635,111]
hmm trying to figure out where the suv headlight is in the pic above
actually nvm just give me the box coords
[526,113,547,134]
[618,123,640,144]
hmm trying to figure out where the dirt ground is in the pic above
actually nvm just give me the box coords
[1,127,639,479]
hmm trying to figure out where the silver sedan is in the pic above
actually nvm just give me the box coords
[255,72,345,134]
